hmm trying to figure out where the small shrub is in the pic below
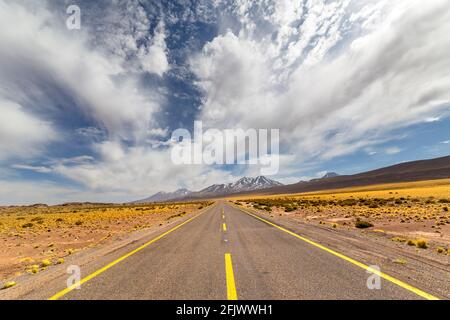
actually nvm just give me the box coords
[74,220,83,226]
[41,259,52,267]
[56,258,65,264]
[28,265,39,274]
[2,281,17,290]
[355,220,373,229]
[393,259,407,265]
[391,237,406,243]
[21,222,34,228]
[415,239,428,249]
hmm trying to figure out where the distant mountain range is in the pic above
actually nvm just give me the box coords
[134,155,450,203]
[321,172,340,179]
[137,188,192,203]
[240,155,450,197]
[309,172,340,182]
[134,176,283,203]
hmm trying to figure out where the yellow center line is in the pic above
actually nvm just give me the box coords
[232,204,440,301]
[48,208,209,300]
[225,253,238,300]
[223,223,227,232]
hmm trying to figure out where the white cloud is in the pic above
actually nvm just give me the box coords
[385,147,402,155]
[0,99,56,160]
[11,164,53,174]
[0,0,163,143]
[52,142,237,197]
[138,22,170,76]
[192,0,450,167]
[2,0,450,204]
[424,116,441,123]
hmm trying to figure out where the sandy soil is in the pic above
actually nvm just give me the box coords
[0,202,211,281]
[237,182,450,253]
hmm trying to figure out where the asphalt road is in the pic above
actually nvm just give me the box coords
[46,201,434,300]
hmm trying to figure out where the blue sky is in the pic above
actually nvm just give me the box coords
[0,0,450,204]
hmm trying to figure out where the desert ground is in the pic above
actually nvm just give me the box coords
[235,179,450,254]
[0,201,211,282]
[0,180,449,299]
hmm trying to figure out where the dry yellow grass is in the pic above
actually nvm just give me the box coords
[233,178,450,201]
[0,201,212,280]
[236,179,450,251]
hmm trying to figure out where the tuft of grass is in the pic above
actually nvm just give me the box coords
[21,222,34,228]
[355,219,373,229]
[407,239,416,246]
[27,265,39,274]
[74,220,83,226]
[415,239,428,249]
[393,259,407,265]
[41,259,52,267]
[2,281,17,290]
[391,237,407,243]
[56,258,65,264]
[436,247,445,254]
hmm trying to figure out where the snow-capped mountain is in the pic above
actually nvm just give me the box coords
[134,176,283,203]
[196,176,283,197]
[134,188,192,203]
[321,172,340,179]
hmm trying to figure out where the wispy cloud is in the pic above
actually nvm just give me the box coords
[385,147,402,155]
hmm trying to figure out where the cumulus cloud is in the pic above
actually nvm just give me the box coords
[52,142,237,196]
[138,22,170,76]
[2,0,450,204]
[0,0,162,143]
[192,0,450,167]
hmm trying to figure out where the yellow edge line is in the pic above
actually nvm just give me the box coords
[235,205,439,301]
[225,253,238,300]
[48,208,208,300]
[223,223,227,232]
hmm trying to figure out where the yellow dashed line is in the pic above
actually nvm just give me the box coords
[225,253,238,300]
[223,223,227,232]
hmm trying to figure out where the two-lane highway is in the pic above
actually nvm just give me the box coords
[48,201,437,300]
